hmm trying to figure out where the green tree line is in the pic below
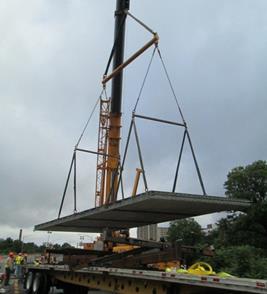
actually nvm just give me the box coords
[0,238,73,255]
[167,160,267,279]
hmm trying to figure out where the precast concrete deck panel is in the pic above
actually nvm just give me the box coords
[35,191,250,233]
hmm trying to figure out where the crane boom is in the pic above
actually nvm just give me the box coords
[103,0,129,204]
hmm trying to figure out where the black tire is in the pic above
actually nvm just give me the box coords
[23,270,28,289]
[25,271,34,294]
[32,273,44,294]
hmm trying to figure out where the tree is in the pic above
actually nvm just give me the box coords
[52,243,61,250]
[0,238,14,254]
[12,240,23,253]
[0,238,75,254]
[61,242,74,249]
[221,160,267,249]
[210,212,267,249]
[208,245,267,279]
[224,160,267,202]
[167,218,204,246]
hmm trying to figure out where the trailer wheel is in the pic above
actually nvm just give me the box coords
[23,271,27,289]
[25,271,34,294]
[32,273,44,294]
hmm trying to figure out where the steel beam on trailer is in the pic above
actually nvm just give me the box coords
[91,247,150,267]
[103,236,169,249]
[46,248,111,257]
[106,246,201,269]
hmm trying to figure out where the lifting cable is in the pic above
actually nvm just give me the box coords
[132,45,186,119]
[156,47,186,124]
[126,10,158,113]
[133,46,156,112]
[75,88,107,148]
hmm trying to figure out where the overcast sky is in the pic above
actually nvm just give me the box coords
[0,0,267,246]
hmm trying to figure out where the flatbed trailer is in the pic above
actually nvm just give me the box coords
[24,263,267,294]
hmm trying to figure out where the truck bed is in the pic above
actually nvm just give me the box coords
[25,264,267,294]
